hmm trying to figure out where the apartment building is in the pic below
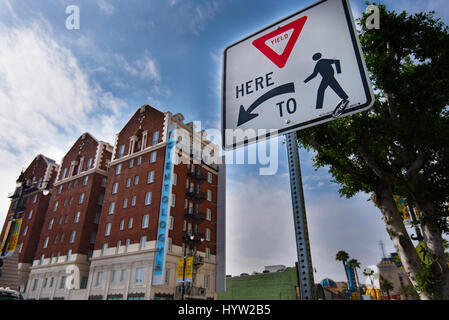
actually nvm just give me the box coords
[24,133,113,300]
[0,155,58,291]
[86,104,225,300]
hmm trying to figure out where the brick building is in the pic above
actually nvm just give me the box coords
[0,155,59,291]
[24,133,113,300]
[85,105,225,300]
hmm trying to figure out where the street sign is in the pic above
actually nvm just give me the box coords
[222,0,374,150]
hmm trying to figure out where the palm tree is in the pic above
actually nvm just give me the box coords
[335,250,350,291]
[379,275,394,300]
[348,258,361,290]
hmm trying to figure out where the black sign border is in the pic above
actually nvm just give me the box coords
[222,0,373,150]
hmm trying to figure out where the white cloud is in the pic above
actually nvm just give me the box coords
[0,19,126,225]
[97,0,115,16]
[137,56,161,82]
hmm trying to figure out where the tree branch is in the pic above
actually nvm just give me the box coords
[357,145,395,182]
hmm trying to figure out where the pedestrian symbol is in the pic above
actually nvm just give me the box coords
[304,52,349,117]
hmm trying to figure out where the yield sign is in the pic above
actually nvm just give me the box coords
[252,16,308,68]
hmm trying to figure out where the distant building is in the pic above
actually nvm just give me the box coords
[318,278,350,300]
[377,253,413,300]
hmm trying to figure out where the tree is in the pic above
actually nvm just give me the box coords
[380,275,394,299]
[348,258,362,289]
[336,250,350,289]
[296,3,449,299]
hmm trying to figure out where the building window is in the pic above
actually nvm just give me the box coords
[43,278,47,288]
[81,276,88,289]
[86,157,93,170]
[33,194,38,203]
[48,219,53,230]
[69,231,76,243]
[119,145,125,158]
[173,173,177,186]
[134,175,139,185]
[120,269,126,282]
[186,178,189,189]
[205,248,211,260]
[101,177,107,187]
[165,269,170,285]
[94,212,101,224]
[112,182,118,194]
[125,239,130,252]
[66,249,72,261]
[129,159,134,168]
[167,237,172,252]
[83,175,89,186]
[137,156,142,166]
[53,201,58,212]
[135,268,143,284]
[204,274,210,289]
[105,223,112,236]
[123,198,128,208]
[28,209,33,220]
[74,211,80,223]
[32,279,39,291]
[97,193,104,205]
[59,276,66,289]
[169,216,174,230]
[171,194,176,207]
[43,237,49,249]
[206,228,211,241]
[65,215,69,224]
[49,277,54,288]
[79,193,85,204]
[102,243,108,256]
[208,172,213,183]
[150,151,157,163]
[184,199,188,209]
[111,270,117,283]
[108,202,115,214]
[120,219,125,231]
[57,185,63,194]
[95,272,103,287]
[131,195,136,206]
[147,171,155,184]
[60,233,64,243]
[207,190,212,202]
[54,234,59,244]
[183,220,187,232]
[145,192,152,205]
[142,214,149,229]
[152,131,159,146]
[90,231,97,244]
[128,218,133,229]
[206,208,211,221]
[140,236,146,250]
[62,168,67,180]
[126,178,131,188]
[18,243,23,253]
[115,163,122,175]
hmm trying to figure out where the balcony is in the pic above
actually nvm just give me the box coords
[187,169,207,181]
[183,231,205,244]
[185,190,207,201]
[184,209,206,221]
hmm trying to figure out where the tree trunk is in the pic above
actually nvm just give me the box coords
[417,201,449,299]
[374,183,432,300]
[343,261,350,291]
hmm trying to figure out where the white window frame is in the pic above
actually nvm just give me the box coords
[142,214,149,229]
[108,201,115,214]
[105,223,112,236]
[150,151,157,163]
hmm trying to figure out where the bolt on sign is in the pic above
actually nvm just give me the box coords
[222,0,374,150]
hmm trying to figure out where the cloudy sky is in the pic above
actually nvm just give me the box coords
[0,0,448,285]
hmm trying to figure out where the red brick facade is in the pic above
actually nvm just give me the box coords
[0,155,58,264]
[34,133,112,261]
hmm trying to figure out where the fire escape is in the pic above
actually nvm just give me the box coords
[177,164,207,299]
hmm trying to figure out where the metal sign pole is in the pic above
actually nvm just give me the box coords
[285,132,315,300]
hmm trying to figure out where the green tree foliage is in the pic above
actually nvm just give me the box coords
[296,3,449,299]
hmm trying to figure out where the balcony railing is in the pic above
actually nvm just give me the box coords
[184,209,206,221]
[185,190,207,201]
[183,231,205,244]
[187,170,207,181]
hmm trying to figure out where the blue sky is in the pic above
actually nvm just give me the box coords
[0,0,448,285]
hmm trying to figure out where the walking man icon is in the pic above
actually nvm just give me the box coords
[304,52,349,114]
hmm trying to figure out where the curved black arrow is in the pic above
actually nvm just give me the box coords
[237,82,295,126]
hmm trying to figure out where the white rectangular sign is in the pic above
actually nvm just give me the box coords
[222,0,374,150]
